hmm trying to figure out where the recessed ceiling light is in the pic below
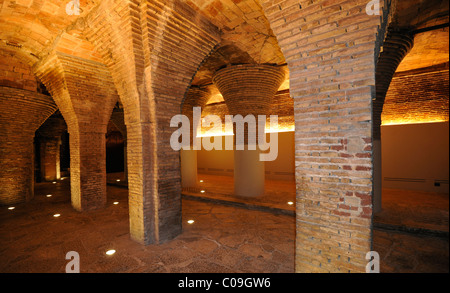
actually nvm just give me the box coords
[187,220,195,224]
[106,250,116,256]
[8,207,15,210]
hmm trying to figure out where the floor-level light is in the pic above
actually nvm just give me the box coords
[106,250,116,256]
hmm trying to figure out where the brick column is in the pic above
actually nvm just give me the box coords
[0,87,57,205]
[37,115,67,182]
[69,129,108,211]
[83,0,220,244]
[213,64,285,197]
[181,86,211,188]
[35,53,118,212]
[39,137,61,182]
[261,0,383,272]
[373,29,414,213]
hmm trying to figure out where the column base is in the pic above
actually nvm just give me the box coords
[234,148,265,198]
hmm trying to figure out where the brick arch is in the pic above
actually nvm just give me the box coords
[83,0,221,245]
[373,29,414,139]
[259,0,384,273]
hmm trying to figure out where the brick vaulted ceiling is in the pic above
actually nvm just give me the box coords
[0,0,448,91]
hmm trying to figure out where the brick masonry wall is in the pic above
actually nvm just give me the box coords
[382,65,450,125]
[260,0,383,272]
[0,53,37,91]
[183,86,212,143]
[0,86,57,205]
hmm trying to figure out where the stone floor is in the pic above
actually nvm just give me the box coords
[0,181,295,273]
[0,175,448,273]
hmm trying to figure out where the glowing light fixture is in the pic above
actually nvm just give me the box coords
[287,202,294,206]
[53,214,61,218]
[116,179,121,182]
[199,180,204,183]
[8,207,15,210]
[106,250,116,256]
[200,190,206,194]
[46,194,53,198]
[187,220,195,224]
[113,202,119,205]
[53,182,57,184]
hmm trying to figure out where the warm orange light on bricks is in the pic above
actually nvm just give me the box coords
[266,125,295,133]
[196,131,234,138]
[382,118,448,126]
